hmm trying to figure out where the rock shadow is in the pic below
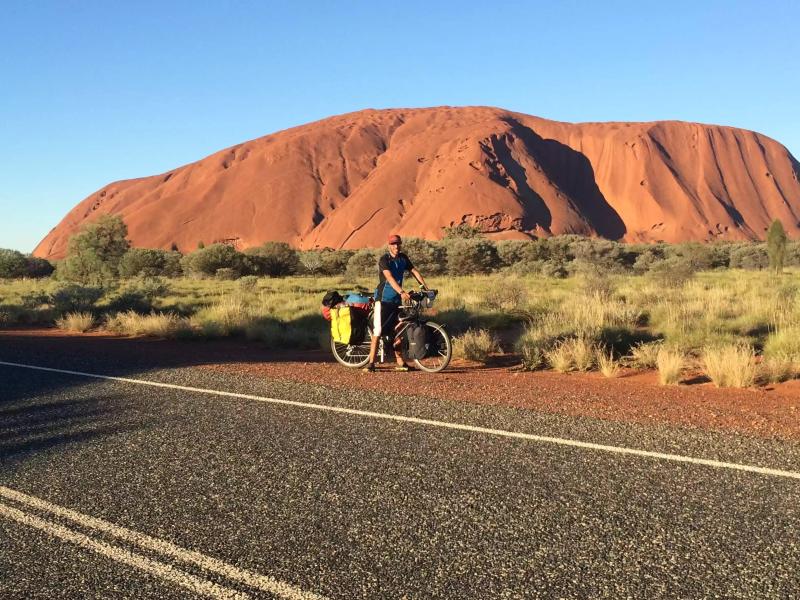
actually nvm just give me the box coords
[500,116,627,240]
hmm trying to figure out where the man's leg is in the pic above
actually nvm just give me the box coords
[365,302,382,367]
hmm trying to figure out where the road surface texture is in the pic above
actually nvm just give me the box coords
[1,334,799,598]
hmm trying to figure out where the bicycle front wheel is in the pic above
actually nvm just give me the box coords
[414,321,452,373]
[331,337,372,368]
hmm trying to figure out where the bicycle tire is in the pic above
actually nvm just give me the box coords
[413,321,452,373]
[331,336,372,368]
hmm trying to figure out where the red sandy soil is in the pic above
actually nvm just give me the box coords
[35,107,800,259]
[5,329,799,441]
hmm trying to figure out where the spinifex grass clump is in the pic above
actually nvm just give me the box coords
[105,311,192,338]
[545,337,595,372]
[596,348,621,378]
[656,347,685,385]
[453,329,501,362]
[55,311,95,332]
[702,344,757,388]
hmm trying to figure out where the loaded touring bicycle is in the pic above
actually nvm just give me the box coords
[322,288,452,373]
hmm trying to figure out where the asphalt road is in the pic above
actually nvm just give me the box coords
[1,338,799,598]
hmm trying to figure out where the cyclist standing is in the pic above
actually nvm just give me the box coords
[363,234,428,372]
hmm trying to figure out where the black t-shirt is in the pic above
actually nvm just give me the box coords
[374,252,414,304]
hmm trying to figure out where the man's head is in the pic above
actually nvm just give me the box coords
[387,234,402,256]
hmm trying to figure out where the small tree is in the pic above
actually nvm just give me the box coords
[0,249,29,279]
[442,223,484,239]
[244,242,301,277]
[767,219,788,274]
[180,243,245,277]
[57,215,130,283]
[25,255,55,278]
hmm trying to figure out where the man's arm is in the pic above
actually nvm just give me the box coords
[410,267,428,290]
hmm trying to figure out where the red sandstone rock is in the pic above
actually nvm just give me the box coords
[34,106,800,258]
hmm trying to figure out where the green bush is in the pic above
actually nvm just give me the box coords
[119,248,183,278]
[399,238,447,275]
[25,256,55,278]
[57,215,130,283]
[0,249,28,279]
[346,248,382,277]
[445,239,499,274]
[50,284,104,314]
[215,267,240,280]
[729,244,769,270]
[180,244,245,277]
[298,249,353,276]
[244,242,301,277]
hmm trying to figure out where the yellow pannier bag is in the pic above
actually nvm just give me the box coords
[330,305,366,345]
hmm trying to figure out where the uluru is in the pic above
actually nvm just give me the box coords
[34,106,800,259]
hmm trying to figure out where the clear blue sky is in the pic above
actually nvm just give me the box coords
[1,0,798,253]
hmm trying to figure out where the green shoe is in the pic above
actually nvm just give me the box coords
[362,363,376,373]
[394,365,414,372]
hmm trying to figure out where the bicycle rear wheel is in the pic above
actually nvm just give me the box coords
[414,321,451,373]
[331,337,372,368]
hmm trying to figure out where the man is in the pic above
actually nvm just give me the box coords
[363,234,428,372]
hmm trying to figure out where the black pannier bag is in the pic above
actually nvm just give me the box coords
[405,322,428,360]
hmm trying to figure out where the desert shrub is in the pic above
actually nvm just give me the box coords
[50,284,104,314]
[55,311,95,332]
[180,244,246,277]
[495,240,529,268]
[215,267,240,280]
[442,223,484,239]
[666,242,727,271]
[244,242,301,277]
[20,291,51,310]
[25,256,55,278]
[729,245,769,270]
[118,248,182,278]
[244,317,322,349]
[632,246,666,274]
[104,278,170,313]
[299,249,354,276]
[453,329,500,362]
[238,275,259,292]
[570,238,631,273]
[481,279,529,313]
[346,248,383,278]
[656,347,684,385]
[540,260,569,278]
[400,238,447,275]
[445,239,500,275]
[515,328,555,370]
[647,256,695,288]
[630,341,663,369]
[57,215,130,283]
[0,249,29,279]
[703,343,757,388]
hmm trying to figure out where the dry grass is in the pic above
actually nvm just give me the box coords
[453,329,501,362]
[105,311,192,337]
[656,347,685,385]
[55,311,95,332]
[545,337,595,372]
[596,348,621,378]
[759,356,795,384]
[702,344,757,388]
[629,341,662,369]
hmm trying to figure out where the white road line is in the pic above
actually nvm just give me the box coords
[0,486,326,600]
[0,501,249,600]
[2,360,800,481]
